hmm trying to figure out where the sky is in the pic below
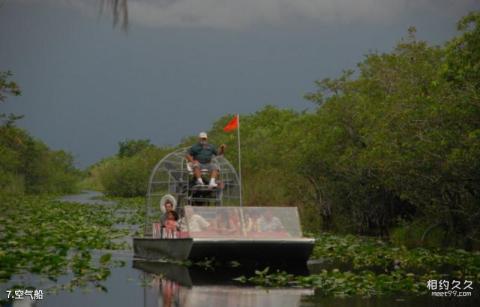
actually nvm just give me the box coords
[0,0,478,168]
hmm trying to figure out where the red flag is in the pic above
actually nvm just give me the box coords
[223,114,239,132]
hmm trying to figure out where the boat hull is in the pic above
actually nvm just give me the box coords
[133,238,193,261]
[133,237,314,263]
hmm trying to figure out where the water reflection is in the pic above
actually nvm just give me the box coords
[134,261,313,307]
[152,285,313,307]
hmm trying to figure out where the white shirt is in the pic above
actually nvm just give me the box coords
[188,214,210,232]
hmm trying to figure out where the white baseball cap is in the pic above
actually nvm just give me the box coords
[199,132,208,139]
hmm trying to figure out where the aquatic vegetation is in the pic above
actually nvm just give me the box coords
[313,234,480,280]
[108,196,146,227]
[235,234,480,297]
[0,195,135,290]
[234,267,296,287]
[235,267,441,297]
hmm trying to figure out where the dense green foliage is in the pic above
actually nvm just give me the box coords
[312,234,480,279]
[117,139,154,158]
[0,70,22,127]
[0,72,80,195]
[0,126,80,194]
[85,144,173,197]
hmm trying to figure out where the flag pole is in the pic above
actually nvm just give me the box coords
[237,114,243,207]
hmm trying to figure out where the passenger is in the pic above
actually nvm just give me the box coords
[186,132,226,189]
[243,210,260,232]
[164,210,179,238]
[160,199,175,225]
[184,206,210,232]
[214,210,238,234]
[257,210,284,232]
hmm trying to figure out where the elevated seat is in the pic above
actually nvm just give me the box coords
[191,184,215,190]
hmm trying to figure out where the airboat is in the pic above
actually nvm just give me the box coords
[133,147,314,264]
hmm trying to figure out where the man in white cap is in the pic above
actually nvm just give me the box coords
[186,132,226,188]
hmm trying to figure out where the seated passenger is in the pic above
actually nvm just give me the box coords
[160,199,175,225]
[243,209,260,232]
[186,132,226,189]
[164,210,179,238]
[184,206,210,232]
[214,210,238,234]
[257,210,284,232]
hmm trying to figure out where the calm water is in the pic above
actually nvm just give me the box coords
[2,192,479,307]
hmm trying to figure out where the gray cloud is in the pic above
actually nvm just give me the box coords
[23,0,478,29]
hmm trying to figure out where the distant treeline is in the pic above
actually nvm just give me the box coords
[82,139,173,197]
[0,125,80,194]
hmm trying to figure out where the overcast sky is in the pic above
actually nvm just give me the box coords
[1,0,478,167]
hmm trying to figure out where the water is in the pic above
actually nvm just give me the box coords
[2,192,479,307]
[58,191,116,206]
